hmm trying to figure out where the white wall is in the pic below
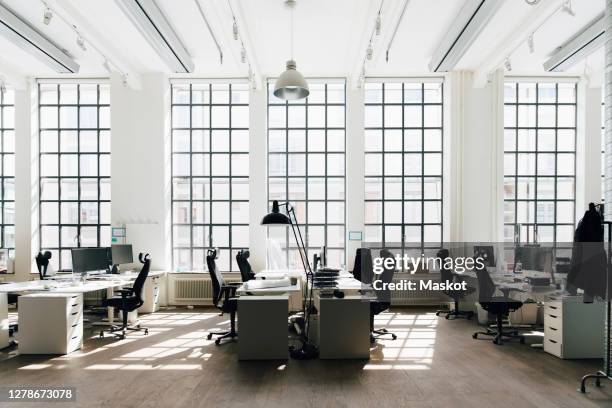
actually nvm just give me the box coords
[110,73,170,271]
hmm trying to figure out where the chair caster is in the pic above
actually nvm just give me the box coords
[472,333,478,339]
[144,329,149,335]
[435,311,441,316]
[207,333,213,340]
[391,334,397,340]
[215,339,221,346]
[445,315,450,320]
[99,331,104,339]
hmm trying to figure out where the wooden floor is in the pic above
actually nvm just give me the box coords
[1,307,611,408]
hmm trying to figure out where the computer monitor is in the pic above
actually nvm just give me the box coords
[474,246,495,267]
[320,245,327,267]
[515,245,553,272]
[111,244,133,265]
[71,247,112,275]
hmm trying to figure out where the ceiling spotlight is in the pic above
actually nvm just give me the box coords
[366,43,373,60]
[375,13,381,36]
[240,46,246,63]
[232,20,239,40]
[562,0,575,17]
[43,7,53,25]
[524,0,541,5]
[527,33,534,54]
[76,35,86,51]
[504,56,512,72]
[102,58,112,74]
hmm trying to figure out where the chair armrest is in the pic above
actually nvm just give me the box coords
[115,289,133,298]
[221,284,238,301]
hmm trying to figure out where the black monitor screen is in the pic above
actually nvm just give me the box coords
[516,246,553,272]
[71,248,112,274]
[111,244,133,265]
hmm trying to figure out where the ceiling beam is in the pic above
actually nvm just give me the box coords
[472,0,564,88]
[44,0,141,89]
[543,13,604,72]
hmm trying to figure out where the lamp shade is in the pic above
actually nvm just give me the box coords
[273,60,309,100]
[261,200,291,225]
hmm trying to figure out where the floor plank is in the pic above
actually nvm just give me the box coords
[0,307,610,408]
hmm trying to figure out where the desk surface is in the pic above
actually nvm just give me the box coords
[0,278,130,294]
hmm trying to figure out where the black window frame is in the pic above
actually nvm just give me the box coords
[363,80,444,256]
[266,80,347,268]
[170,82,250,272]
[38,82,111,271]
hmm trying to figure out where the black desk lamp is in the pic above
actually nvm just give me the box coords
[262,200,318,359]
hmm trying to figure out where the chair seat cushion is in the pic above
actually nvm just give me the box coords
[103,296,140,311]
[480,298,522,314]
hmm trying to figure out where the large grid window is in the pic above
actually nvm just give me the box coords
[267,82,346,268]
[171,83,249,272]
[503,82,577,244]
[39,83,111,271]
[0,89,14,257]
[363,81,443,256]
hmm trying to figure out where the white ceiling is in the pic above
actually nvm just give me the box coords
[0,0,607,84]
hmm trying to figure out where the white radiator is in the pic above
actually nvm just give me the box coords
[390,274,445,306]
[168,274,444,306]
[168,275,242,306]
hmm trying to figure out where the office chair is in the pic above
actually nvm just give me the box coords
[206,249,239,345]
[352,248,374,284]
[34,251,52,280]
[472,267,525,345]
[369,249,398,343]
[100,253,151,340]
[435,249,476,320]
[236,249,255,282]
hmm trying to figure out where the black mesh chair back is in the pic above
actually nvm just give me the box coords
[236,250,254,282]
[376,249,396,304]
[437,248,453,284]
[206,249,225,306]
[475,267,496,302]
[353,248,374,284]
[132,253,151,307]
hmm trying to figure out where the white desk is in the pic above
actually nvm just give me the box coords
[0,280,124,350]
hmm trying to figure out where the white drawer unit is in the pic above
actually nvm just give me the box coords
[18,293,83,355]
[543,296,605,359]
[139,275,162,313]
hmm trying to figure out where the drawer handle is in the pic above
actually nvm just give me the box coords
[548,306,557,310]
[71,303,79,307]
[71,336,78,340]
[548,314,558,319]
[548,339,558,344]
[72,323,78,328]
[548,326,557,331]
[71,312,78,316]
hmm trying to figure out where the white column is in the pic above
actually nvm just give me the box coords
[14,81,37,281]
[448,70,504,244]
[579,84,602,213]
[345,85,365,270]
[248,86,268,271]
[110,73,170,270]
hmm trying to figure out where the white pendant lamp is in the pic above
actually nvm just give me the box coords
[274,0,309,100]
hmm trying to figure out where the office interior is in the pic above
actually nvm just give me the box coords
[0,0,612,406]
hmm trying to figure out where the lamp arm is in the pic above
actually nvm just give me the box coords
[287,206,313,276]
